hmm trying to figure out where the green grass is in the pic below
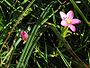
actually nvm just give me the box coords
[0,0,90,68]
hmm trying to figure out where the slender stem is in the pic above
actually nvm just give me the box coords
[36,60,42,68]
[2,46,13,63]
[56,47,71,68]
[88,48,90,68]
[2,38,21,63]
[4,0,15,9]
[70,0,90,26]
[45,42,48,62]
[47,23,89,68]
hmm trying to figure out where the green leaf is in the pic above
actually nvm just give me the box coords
[22,0,29,5]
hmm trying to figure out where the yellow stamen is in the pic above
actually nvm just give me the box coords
[66,18,72,24]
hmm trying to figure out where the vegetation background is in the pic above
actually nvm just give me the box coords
[0,0,90,68]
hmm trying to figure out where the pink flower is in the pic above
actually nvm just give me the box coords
[60,10,81,32]
[20,31,28,41]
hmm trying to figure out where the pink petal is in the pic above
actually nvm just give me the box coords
[72,19,81,24]
[61,20,68,26]
[67,10,74,19]
[60,11,67,20]
[68,24,76,32]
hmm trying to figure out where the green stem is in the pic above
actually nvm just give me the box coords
[2,46,13,63]
[2,38,21,63]
[45,42,48,62]
[88,48,90,68]
[36,60,42,68]
[4,0,15,10]
[70,0,90,26]
[48,23,88,68]
[56,47,71,68]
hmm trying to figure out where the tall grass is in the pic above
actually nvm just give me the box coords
[0,0,90,68]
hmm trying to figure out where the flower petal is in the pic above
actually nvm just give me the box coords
[67,10,74,19]
[68,24,76,32]
[72,19,81,24]
[61,20,68,26]
[60,11,67,20]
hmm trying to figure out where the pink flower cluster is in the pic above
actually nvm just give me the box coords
[60,10,81,32]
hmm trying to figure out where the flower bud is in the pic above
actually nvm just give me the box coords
[20,31,28,41]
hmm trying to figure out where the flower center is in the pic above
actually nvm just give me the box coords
[66,17,72,24]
